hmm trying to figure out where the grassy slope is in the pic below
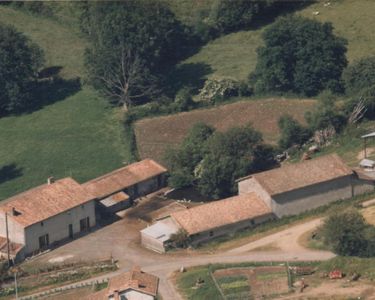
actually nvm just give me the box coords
[183,0,375,82]
[0,7,132,200]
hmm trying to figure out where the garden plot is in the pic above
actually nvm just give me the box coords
[213,266,289,299]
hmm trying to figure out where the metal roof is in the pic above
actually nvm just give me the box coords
[361,132,375,138]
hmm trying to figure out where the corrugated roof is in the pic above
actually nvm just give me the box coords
[171,193,271,235]
[0,178,96,228]
[249,154,352,196]
[83,159,167,199]
[141,217,180,242]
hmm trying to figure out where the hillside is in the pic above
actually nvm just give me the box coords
[0,7,132,200]
[134,98,315,163]
[183,0,375,81]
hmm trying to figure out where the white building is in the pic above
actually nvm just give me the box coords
[0,177,96,260]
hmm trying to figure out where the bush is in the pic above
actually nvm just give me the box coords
[170,229,190,248]
[343,56,375,96]
[278,115,311,150]
[174,88,195,112]
[199,77,239,103]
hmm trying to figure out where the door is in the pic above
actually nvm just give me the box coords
[68,224,73,239]
[38,234,49,249]
[79,217,90,232]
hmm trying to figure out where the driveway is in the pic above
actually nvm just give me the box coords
[24,217,333,300]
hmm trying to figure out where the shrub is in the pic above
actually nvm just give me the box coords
[174,88,195,112]
[278,115,311,150]
[170,229,190,248]
[199,77,239,103]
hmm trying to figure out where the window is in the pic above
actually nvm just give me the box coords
[80,217,90,232]
[40,221,44,226]
[250,220,255,226]
[38,234,49,249]
[69,224,73,239]
[209,231,214,237]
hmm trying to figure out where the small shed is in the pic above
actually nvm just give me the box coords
[140,217,180,253]
[360,158,375,170]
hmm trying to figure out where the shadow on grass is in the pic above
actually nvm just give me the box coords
[0,163,23,185]
[165,62,213,96]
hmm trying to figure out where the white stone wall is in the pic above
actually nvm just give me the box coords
[121,289,154,300]
[141,232,166,253]
[23,200,96,255]
[238,177,273,208]
[0,212,25,245]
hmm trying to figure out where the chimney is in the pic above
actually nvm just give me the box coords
[47,177,55,185]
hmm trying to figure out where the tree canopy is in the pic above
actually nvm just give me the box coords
[166,123,276,199]
[0,23,44,114]
[82,0,188,109]
[343,56,375,96]
[250,16,347,96]
[278,115,311,150]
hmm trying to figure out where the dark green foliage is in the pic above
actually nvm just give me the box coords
[0,23,44,114]
[82,0,188,108]
[166,123,276,198]
[345,86,375,120]
[251,16,347,96]
[321,209,375,257]
[3,1,53,17]
[278,115,311,149]
[174,88,195,112]
[305,94,347,132]
[170,229,190,248]
[343,56,375,96]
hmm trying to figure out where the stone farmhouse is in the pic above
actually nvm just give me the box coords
[0,178,96,261]
[237,154,374,217]
[141,153,375,253]
[0,159,167,262]
[141,192,273,253]
[83,159,167,214]
[86,266,159,300]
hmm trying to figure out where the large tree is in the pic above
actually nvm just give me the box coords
[250,16,347,96]
[82,0,187,110]
[0,23,44,114]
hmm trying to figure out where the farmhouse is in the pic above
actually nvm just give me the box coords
[0,178,96,261]
[238,154,375,217]
[83,159,167,213]
[141,193,273,252]
[86,266,159,300]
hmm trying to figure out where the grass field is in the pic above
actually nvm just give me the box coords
[182,0,375,82]
[134,98,315,163]
[0,6,132,200]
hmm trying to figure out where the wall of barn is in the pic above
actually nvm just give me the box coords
[352,176,375,196]
[189,213,274,245]
[238,178,273,209]
[271,175,353,217]
[141,233,166,253]
[126,174,167,200]
[0,212,25,245]
[23,200,96,255]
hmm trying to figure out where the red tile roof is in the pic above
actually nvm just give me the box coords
[83,159,167,199]
[244,154,353,196]
[0,178,96,228]
[171,192,272,235]
[85,267,158,300]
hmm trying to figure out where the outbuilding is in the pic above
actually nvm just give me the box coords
[238,154,374,217]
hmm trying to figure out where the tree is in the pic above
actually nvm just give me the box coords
[169,229,190,249]
[278,115,311,149]
[321,209,368,256]
[83,0,188,108]
[198,125,276,198]
[343,56,375,96]
[250,16,347,96]
[0,23,44,114]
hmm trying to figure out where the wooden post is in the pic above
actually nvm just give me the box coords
[364,137,367,159]
[5,212,11,267]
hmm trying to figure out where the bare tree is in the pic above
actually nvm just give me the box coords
[348,96,367,124]
[99,47,159,111]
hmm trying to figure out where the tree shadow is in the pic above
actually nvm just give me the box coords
[0,163,23,185]
[165,62,213,96]
[37,66,63,79]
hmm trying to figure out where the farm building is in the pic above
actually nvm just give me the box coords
[141,193,273,252]
[86,266,159,300]
[238,154,375,217]
[83,159,167,213]
[0,178,96,261]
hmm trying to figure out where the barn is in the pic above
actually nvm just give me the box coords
[237,154,375,217]
[0,178,96,261]
[83,159,167,213]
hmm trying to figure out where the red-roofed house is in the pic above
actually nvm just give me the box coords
[0,178,97,260]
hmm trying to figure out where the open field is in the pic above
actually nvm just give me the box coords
[134,98,315,163]
[0,6,132,200]
[182,0,375,82]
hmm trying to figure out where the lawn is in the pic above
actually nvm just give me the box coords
[182,0,375,82]
[0,6,132,200]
